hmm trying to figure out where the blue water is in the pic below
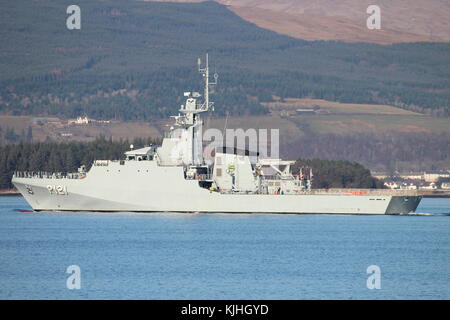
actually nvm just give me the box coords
[0,196,449,300]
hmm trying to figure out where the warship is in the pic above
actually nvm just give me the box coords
[12,55,421,214]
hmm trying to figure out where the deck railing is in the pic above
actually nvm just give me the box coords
[13,171,86,180]
[217,188,420,196]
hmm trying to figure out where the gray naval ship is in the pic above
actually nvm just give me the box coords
[12,55,422,214]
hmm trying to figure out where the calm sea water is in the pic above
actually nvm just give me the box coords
[0,196,449,300]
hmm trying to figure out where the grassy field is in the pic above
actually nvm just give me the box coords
[206,115,302,134]
[2,110,449,143]
[0,116,161,143]
[205,115,305,147]
[262,98,421,115]
[293,114,450,135]
[259,97,450,135]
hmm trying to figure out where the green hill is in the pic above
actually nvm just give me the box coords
[1,0,450,120]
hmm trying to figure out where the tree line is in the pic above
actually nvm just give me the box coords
[0,138,382,190]
[0,138,158,190]
[294,159,384,189]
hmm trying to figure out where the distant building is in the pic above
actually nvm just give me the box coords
[399,173,423,180]
[67,116,111,125]
[419,182,437,190]
[384,182,399,189]
[68,116,90,125]
[379,170,450,189]
[384,182,417,190]
[423,171,450,183]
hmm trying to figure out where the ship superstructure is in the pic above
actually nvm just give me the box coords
[12,55,422,214]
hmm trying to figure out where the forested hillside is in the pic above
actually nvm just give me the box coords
[0,138,382,190]
[1,0,450,120]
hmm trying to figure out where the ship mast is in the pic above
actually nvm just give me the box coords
[198,53,218,111]
[192,54,217,165]
[166,54,218,166]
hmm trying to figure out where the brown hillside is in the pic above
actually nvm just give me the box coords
[147,0,450,44]
[229,6,436,45]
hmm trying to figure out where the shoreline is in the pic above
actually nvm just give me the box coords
[0,189,20,196]
[418,190,450,198]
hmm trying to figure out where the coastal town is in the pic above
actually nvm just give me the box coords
[374,171,450,196]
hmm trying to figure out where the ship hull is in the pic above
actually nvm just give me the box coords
[12,161,421,215]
